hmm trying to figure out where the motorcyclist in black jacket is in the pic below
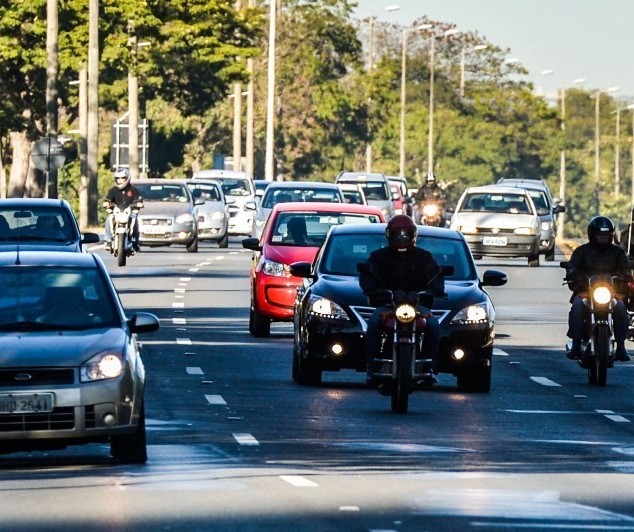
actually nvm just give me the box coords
[103,168,142,252]
[566,216,631,361]
[359,215,444,385]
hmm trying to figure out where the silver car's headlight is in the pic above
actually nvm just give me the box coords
[81,352,124,382]
[451,302,489,324]
[175,213,194,224]
[514,227,536,235]
[309,295,349,320]
[211,211,226,221]
[262,259,290,277]
[541,221,553,231]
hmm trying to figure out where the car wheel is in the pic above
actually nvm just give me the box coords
[249,303,271,337]
[545,247,555,261]
[296,354,322,386]
[457,367,491,393]
[528,254,540,267]
[218,232,229,248]
[186,236,199,253]
[110,402,148,464]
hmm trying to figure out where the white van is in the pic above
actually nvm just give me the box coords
[192,170,255,236]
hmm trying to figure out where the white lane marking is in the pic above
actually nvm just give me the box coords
[339,506,360,512]
[229,251,239,255]
[597,409,630,423]
[179,277,192,282]
[530,376,561,387]
[172,318,187,325]
[175,295,184,299]
[493,348,509,356]
[176,338,192,345]
[175,288,186,293]
[172,302,185,308]
[215,256,225,261]
[186,367,203,375]
[508,410,582,414]
[188,267,200,272]
[205,394,226,405]
[233,433,259,446]
[280,475,318,487]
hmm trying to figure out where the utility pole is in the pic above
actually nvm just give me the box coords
[365,16,374,173]
[78,68,88,228]
[127,20,140,180]
[46,0,59,198]
[233,0,243,172]
[264,0,277,181]
[558,88,566,239]
[87,0,99,226]
[246,0,255,178]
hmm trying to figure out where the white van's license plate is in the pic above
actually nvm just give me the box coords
[483,236,507,246]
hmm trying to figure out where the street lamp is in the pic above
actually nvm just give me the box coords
[458,44,487,98]
[593,86,619,213]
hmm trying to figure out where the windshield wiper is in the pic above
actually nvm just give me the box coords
[0,321,59,331]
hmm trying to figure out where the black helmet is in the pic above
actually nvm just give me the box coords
[587,215,615,247]
[386,215,417,252]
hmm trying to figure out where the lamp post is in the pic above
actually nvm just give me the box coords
[629,103,634,205]
[264,0,277,181]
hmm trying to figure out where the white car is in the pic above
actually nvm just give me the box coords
[186,179,231,248]
[449,185,542,267]
[192,170,256,236]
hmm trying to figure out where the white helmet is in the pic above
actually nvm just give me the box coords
[425,171,436,184]
[114,168,131,190]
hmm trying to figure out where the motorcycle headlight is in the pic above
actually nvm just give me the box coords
[175,213,194,224]
[592,286,612,305]
[211,211,226,221]
[262,259,291,277]
[114,212,129,223]
[514,227,536,235]
[451,302,489,324]
[309,295,349,320]
[395,304,417,323]
[422,204,439,216]
[80,352,123,382]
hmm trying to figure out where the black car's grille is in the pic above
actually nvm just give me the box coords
[0,368,74,386]
[349,306,450,331]
[0,407,74,432]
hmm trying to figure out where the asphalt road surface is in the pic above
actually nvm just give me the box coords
[1,240,634,531]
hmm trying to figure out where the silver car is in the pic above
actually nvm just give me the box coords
[135,179,201,252]
[450,185,542,267]
[0,251,159,462]
[335,171,395,221]
[186,179,231,248]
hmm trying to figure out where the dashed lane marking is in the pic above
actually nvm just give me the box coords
[176,338,192,345]
[188,267,200,272]
[186,367,203,375]
[205,394,226,405]
[233,433,259,446]
[280,475,318,487]
[172,318,187,325]
[175,288,186,293]
[597,410,631,423]
[179,277,192,282]
[530,376,561,387]
[172,302,185,308]
[493,348,509,356]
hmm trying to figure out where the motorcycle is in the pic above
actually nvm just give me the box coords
[104,201,143,267]
[419,201,445,227]
[560,260,624,386]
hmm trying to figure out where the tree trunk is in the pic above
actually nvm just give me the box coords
[7,131,30,198]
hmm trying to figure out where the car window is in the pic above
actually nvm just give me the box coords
[270,212,382,247]
[217,179,252,197]
[322,234,474,280]
[0,266,118,329]
[527,190,550,215]
[461,193,532,214]
[262,188,342,209]
[0,208,75,241]
[358,182,389,201]
[188,183,221,202]
[136,184,189,202]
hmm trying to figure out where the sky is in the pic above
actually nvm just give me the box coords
[353,0,634,101]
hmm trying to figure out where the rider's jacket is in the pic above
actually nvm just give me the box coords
[567,241,631,299]
[415,184,446,204]
[359,246,444,306]
[106,184,141,209]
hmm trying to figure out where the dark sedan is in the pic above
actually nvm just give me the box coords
[0,251,160,462]
[291,224,507,391]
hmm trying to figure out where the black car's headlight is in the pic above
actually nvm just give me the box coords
[309,295,349,321]
[80,352,124,382]
[450,302,489,324]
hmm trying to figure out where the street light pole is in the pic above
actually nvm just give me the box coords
[558,87,566,239]
[264,0,277,181]
[399,26,407,178]
[365,15,375,173]
[594,86,619,213]
[427,35,435,174]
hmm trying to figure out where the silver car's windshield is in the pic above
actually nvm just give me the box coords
[0,266,119,330]
[322,234,475,280]
[461,193,532,214]
[188,183,222,202]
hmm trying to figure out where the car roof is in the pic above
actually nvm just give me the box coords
[496,179,553,195]
[135,178,188,186]
[193,169,253,179]
[328,222,464,241]
[463,185,531,195]
[269,201,383,216]
[0,250,99,267]
[264,181,340,190]
[0,198,73,208]
[336,172,387,182]
[185,178,222,187]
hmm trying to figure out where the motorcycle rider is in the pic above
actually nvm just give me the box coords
[103,168,142,252]
[359,215,444,385]
[415,171,447,224]
[566,215,632,361]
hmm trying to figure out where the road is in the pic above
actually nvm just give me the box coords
[1,240,634,531]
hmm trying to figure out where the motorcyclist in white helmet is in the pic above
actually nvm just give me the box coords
[103,168,142,252]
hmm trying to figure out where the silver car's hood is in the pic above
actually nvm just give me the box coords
[451,212,538,229]
[0,328,127,367]
[139,201,192,217]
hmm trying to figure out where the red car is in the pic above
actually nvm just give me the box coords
[242,202,385,337]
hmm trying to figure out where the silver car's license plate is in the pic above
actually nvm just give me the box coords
[0,393,54,414]
[482,236,507,246]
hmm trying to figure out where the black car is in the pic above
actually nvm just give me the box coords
[0,198,99,252]
[290,224,507,391]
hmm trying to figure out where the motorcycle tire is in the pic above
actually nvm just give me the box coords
[117,234,127,267]
[391,343,412,414]
[595,325,610,387]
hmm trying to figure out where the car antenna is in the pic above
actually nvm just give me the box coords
[15,244,20,265]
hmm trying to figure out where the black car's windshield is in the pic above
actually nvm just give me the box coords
[0,207,76,242]
[322,233,475,280]
[0,266,119,330]
[270,212,382,247]
[262,188,342,209]
[136,184,190,203]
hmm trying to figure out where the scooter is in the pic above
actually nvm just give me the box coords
[104,201,143,267]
